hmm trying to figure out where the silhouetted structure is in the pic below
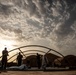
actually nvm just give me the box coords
[36,53,41,69]
[1,47,8,70]
[61,55,76,68]
[23,53,60,67]
[23,55,39,67]
[45,53,60,67]
[53,55,76,69]
[17,52,23,66]
[26,59,31,69]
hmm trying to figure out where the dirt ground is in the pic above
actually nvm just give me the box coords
[0,71,76,75]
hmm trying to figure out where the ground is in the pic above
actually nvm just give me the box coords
[0,71,76,75]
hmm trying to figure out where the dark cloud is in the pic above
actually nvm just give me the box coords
[0,0,76,55]
[55,0,76,41]
[65,0,76,6]
[0,3,13,15]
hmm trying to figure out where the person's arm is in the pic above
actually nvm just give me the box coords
[2,51,3,56]
[7,51,9,56]
[6,51,9,56]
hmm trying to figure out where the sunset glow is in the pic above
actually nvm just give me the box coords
[0,39,16,52]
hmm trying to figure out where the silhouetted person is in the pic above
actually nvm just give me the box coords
[42,55,48,70]
[17,52,23,66]
[36,53,41,69]
[1,47,8,70]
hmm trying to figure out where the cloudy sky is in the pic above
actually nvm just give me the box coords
[0,0,76,56]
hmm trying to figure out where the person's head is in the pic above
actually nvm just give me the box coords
[4,47,7,50]
[19,52,21,55]
[37,53,38,55]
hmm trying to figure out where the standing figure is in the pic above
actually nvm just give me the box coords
[17,52,23,66]
[36,53,41,69]
[42,55,48,70]
[1,47,8,70]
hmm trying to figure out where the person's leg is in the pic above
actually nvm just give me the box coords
[17,59,22,66]
[38,62,41,69]
[37,61,39,69]
[38,62,40,69]
[1,59,4,70]
[4,59,7,70]
[18,60,20,66]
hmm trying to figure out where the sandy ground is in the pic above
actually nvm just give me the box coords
[0,71,76,75]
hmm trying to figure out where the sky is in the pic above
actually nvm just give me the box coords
[0,0,76,56]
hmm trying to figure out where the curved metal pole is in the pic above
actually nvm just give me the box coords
[18,48,26,58]
[46,49,64,57]
[8,50,46,61]
[0,45,64,58]
[14,45,64,57]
